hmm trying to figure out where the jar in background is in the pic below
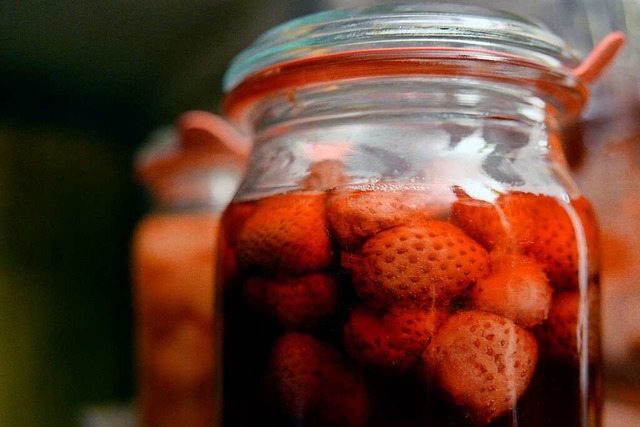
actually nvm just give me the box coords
[571,17,640,417]
[132,112,245,427]
[215,5,622,427]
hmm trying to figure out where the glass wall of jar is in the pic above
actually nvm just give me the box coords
[214,5,625,427]
[568,0,640,421]
[131,111,245,427]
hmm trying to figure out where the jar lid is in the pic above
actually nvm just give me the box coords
[223,3,582,93]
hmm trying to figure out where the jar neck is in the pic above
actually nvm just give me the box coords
[250,76,557,138]
[225,49,586,131]
[233,76,581,201]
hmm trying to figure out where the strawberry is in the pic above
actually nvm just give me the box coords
[150,318,212,392]
[268,333,369,426]
[326,186,451,250]
[133,213,218,320]
[526,196,599,291]
[235,193,333,275]
[467,254,553,328]
[346,221,490,308]
[218,232,239,290]
[221,201,257,247]
[244,274,339,330]
[267,274,339,330]
[451,190,536,252]
[422,311,538,426]
[536,286,600,365]
[344,306,446,373]
[452,191,599,291]
[300,159,348,191]
[268,333,339,418]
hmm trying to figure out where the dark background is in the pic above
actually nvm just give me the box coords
[0,1,637,426]
[0,1,309,425]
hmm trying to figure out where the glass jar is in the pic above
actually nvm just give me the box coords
[132,112,245,427]
[216,5,620,427]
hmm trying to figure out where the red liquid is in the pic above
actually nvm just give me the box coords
[218,187,601,427]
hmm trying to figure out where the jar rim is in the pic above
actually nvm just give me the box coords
[223,3,582,93]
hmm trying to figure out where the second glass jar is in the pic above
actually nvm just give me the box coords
[132,114,244,427]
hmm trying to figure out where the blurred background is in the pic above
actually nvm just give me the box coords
[0,0,638,426]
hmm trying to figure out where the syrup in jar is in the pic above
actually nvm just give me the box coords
[215,5,622,426]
